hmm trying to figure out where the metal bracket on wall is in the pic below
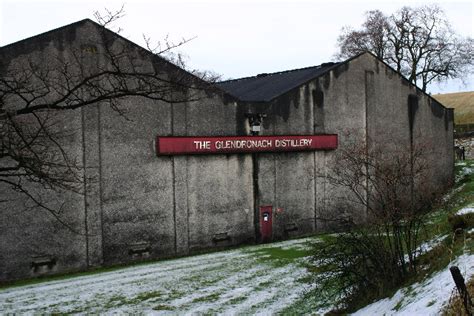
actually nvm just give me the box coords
[31,255,56,272]
[284,223,298,232]
[128,242,151,257]
[212,232,231,243]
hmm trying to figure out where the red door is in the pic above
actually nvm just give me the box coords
[259,206,273,242]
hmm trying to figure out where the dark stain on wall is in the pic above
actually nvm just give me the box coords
[0,22,80,63]
[0,59,6,74]
[313,89,324,108]
[222,93,235,105]
[322,73,331,90]
[313,80,325,133]
[446,108,454,132]
[235,102,249,135]
[374,59,380,74]
[384,66,395,79]
[271,89,301,122]
[408,94,419,136]
[401,77,410,86]
[430,99,445,118]
[252,154,260,243]
[430,98,451,131]
[333,62,349,79]
[447,108,454,121]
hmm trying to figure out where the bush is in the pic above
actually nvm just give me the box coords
[312,140,442,312]
[448,213,474,234]
[312,219,425,312]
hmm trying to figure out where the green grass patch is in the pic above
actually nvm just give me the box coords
[153,304,175,311]
[191,292,221,303]
[253,280,273,291]
[246,245,312,267]
[281,286,338,315]
[394,165,474,289]
[300,160,474,314]
[103,294,128,309]
[227,295,248,305]
[152,304,175,311]
[101,290,165,308]
[131,290,163,303]
[427,299,437,307]
[393,299,404,311]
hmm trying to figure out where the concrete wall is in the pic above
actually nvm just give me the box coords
[0,20,257,282]
[0,21,453,283]
[249,58,370,235]
[359,54,454,194]
[244,53,453,235]
[0,21,97,281]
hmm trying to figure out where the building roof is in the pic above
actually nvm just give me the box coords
[217,62,340,102]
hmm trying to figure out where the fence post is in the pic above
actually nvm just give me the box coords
[450,266,473,316]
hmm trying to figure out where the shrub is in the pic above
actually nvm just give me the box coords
[312,139,442,312]
[448,213,474,234]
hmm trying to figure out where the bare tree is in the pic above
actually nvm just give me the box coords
[0,7,218,227]
[312,139,442,311]
[337,5,474,92]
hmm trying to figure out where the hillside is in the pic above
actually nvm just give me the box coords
[433,91,474,125]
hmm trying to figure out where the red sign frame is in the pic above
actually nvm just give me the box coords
[156,135,337,155]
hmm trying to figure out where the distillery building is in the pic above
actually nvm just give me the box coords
[0,19,453,282]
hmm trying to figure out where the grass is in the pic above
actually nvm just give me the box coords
[0,259,169,290]
[0,240,261,290]
[413,161,474,283]
[276,161,474,314]
[393,299,404,311]
[294,159,474,314]
[415,161,474,271]
[442,275,474,315]
[191,292,221,303]
[1,236,321,313]
[386,163,474,302]
[433,91,474,125]
[2,161,473,314]
[244,242,314,268]
[227,295,248,305]
[132,290,163,303]
[152,304,175,311]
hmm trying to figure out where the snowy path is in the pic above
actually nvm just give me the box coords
[0,238,317,314]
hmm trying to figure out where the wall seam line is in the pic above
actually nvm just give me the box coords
[81,106,89,267]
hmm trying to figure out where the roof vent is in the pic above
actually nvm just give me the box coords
[257,73,269,78]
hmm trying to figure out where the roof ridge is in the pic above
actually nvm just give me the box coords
[219,62,339,84]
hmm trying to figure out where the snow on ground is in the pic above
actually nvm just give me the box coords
[352,254,474,316]
[0,237,320,314]
[413,235,448,258]
[442,183,465,202]
[455,163,474,183]
[1,230,471,315]
[456,205,474,216]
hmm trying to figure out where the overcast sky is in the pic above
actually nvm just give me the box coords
[1,0,473,94]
